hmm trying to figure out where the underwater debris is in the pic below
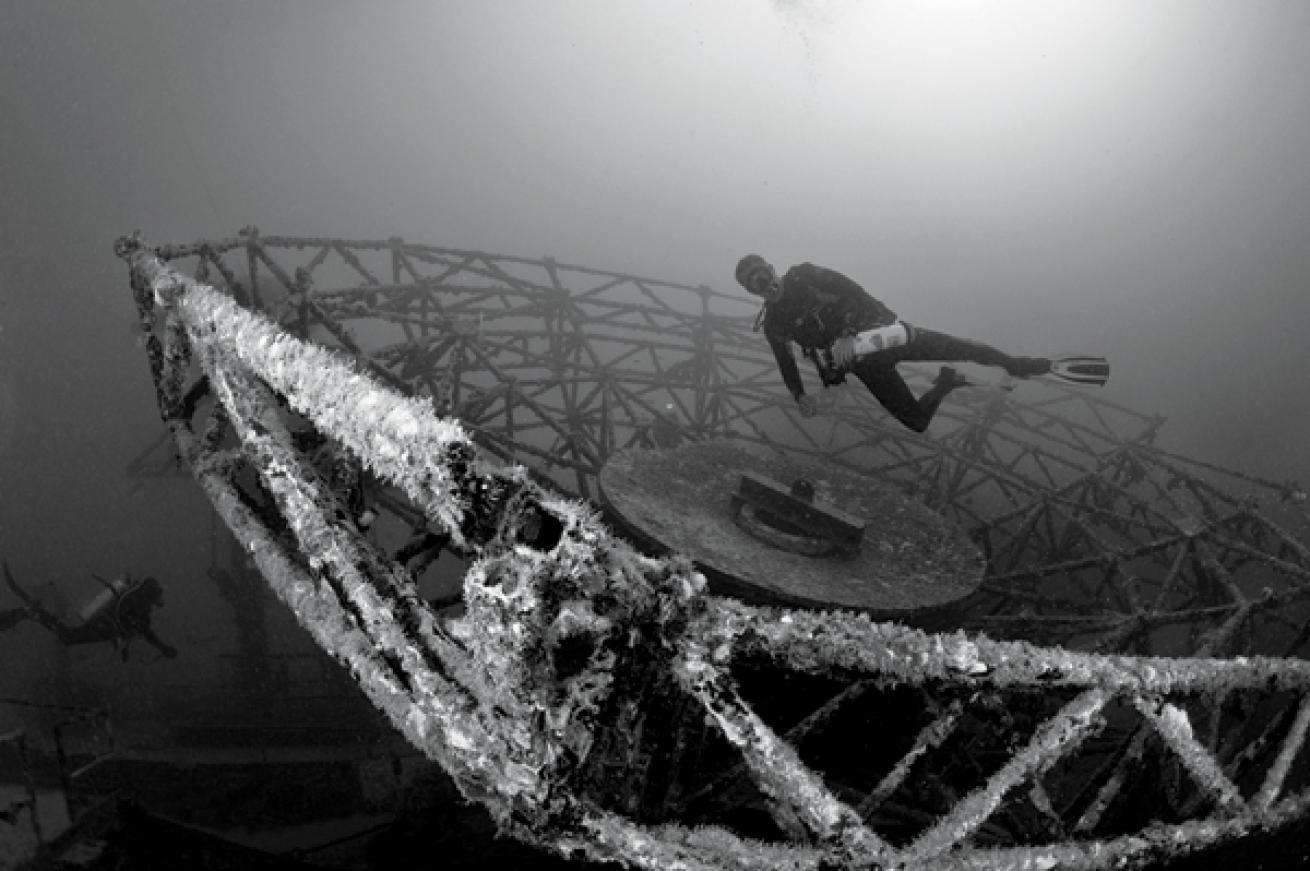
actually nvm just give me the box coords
[598,440,985,614]
[120,235,1310,870]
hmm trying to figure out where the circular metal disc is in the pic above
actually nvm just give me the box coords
[598,439,984,614]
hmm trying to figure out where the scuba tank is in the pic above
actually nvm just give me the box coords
[850,321,913,357]
[807,322,915,385]
[78,575,137,625]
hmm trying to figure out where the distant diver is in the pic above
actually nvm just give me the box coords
[3,562,178,661]
[734,254,1109,433]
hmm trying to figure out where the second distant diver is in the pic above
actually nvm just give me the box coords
[735,255,1105,433]
[3,562,178,661]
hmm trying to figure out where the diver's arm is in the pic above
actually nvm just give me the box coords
[766,330,806,400]
[139,624,178,658]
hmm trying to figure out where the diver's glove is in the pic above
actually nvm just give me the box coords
[796,394,818,418]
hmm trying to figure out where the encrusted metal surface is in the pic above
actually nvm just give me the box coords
[599,440,984,612]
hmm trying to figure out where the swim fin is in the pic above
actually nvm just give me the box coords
[4,561,35,609]
[1047,356,1110,386]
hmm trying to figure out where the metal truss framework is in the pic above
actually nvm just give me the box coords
[119,231,1310,868]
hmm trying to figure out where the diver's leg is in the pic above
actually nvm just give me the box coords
[3,563,68,636]
[3,562,31,604]
[897,327,1050,377]
[852,362,960,433]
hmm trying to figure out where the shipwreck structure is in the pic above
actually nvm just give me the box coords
[116,229,1310,869]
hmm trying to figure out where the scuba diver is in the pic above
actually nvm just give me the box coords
[734,254,1108,433]
[3,562,178,661]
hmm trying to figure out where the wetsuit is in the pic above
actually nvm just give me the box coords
[760,263,1034,432]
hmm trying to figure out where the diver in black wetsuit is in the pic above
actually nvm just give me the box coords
[4,562,178,660]
[735,254,1053,433]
